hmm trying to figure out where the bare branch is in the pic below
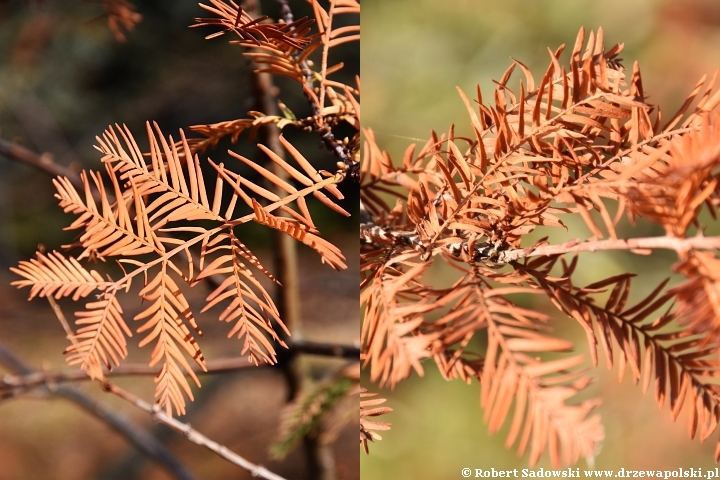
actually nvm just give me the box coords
[1,359,260,395]
[101,381,289,480]
[499,235,720,263]
[0,137,83,190]
[1,340,358,394]
[293,339,360,359]
[0,341,195,480]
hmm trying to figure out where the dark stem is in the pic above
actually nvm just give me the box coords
[1,341,360,394]
[277,0,357,181]
[0,137,83,189]
[244,1,338,478]
[0,340,195,480]
[101,381,289,480]
[276,0,294,23]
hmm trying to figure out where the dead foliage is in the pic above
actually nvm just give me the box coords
[11,0,359,420]
[361,27,720,466]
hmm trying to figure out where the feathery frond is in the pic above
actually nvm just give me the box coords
[14,120,348,414]
[361,27,720,465]
[11,251,112,301]
[360,388,392,454]
[65,291,130,380]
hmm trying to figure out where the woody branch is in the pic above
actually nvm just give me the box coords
[1,339,360,396]
[498,235,720,263]
[100,381,289,480]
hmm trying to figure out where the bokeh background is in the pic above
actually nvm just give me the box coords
[0,1,359,479]
[362,0,720,478]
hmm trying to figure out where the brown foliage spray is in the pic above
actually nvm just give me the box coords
[360,27,720,466]
[11,0,360,422]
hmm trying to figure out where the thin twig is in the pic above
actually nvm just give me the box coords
[293,339,360,359]
[276,0,294,24]
[244,0,330,477]
[1,359,259,394]
[278,0,357,180]
[498,235,720,263]
[46,296,76,344]
[0,341,195,480]
[0,137,83,189]
[2,338,358,387]
[1,341,359,394]
[376,224,720,264]
[101,381,288,480]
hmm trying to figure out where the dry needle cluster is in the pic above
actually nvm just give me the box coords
[11,0,360,419]
[361,28,720,466]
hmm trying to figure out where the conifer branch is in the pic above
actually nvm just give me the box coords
[0,340,360,395]
[0,137,83,190]
[0,341,195,480]
[361,26,720,465]
[101,381,289,480]
[499,235,720,263]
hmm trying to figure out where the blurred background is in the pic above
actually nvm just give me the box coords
[362,0,720,478]
[0,1,358,479]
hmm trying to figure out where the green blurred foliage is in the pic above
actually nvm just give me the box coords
[362,0,720,477]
